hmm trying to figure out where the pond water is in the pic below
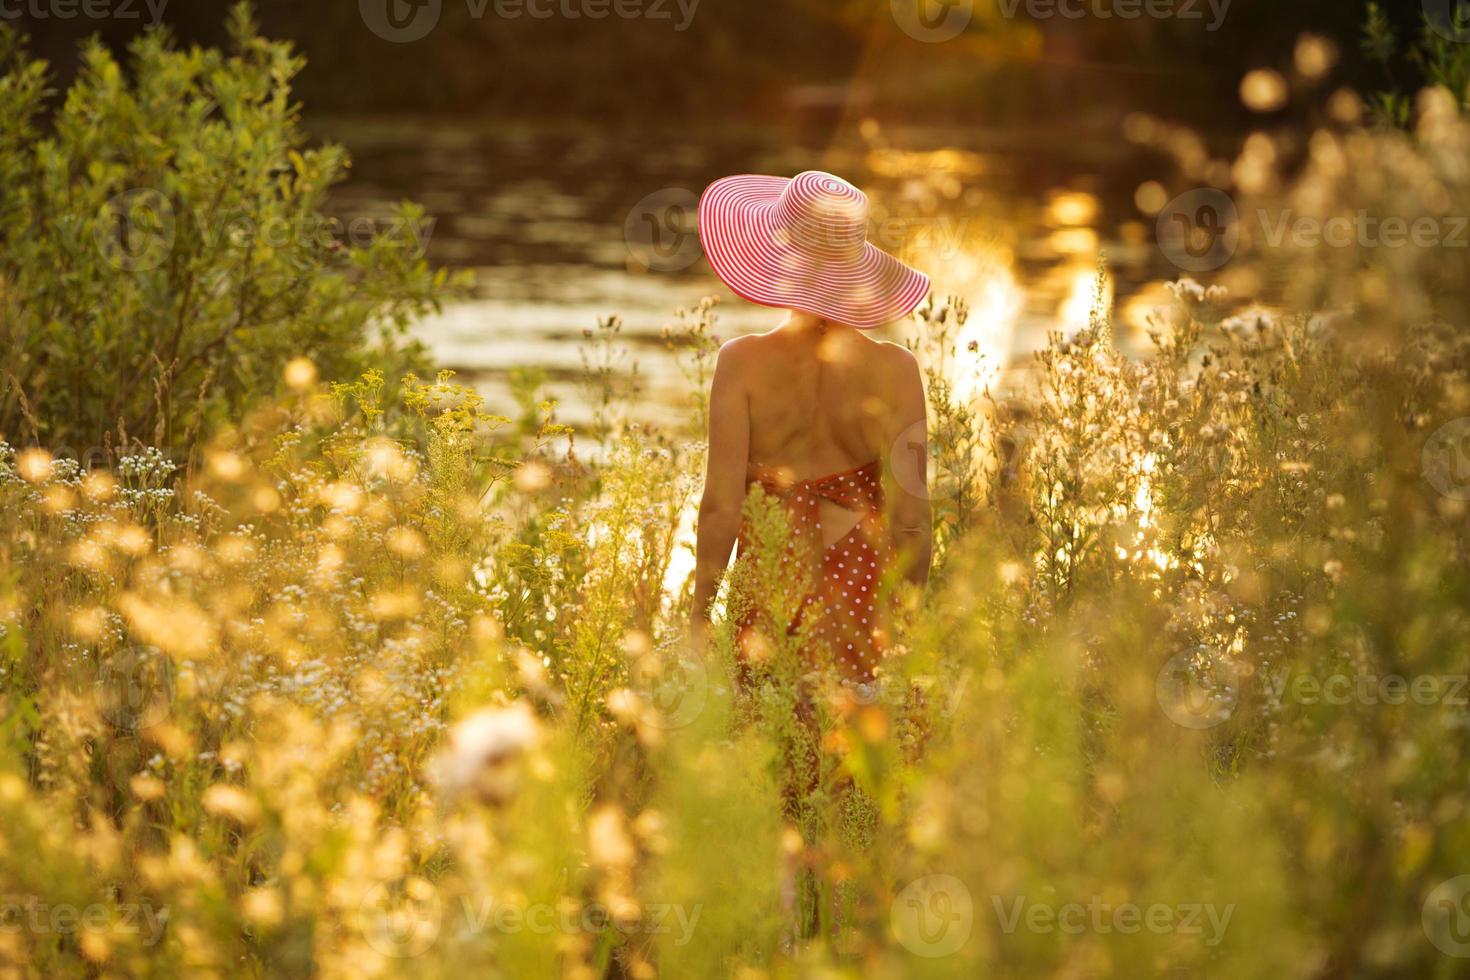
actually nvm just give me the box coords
[317,117,1183,429]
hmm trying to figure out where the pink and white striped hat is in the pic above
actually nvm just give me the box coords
[698,171,930,330]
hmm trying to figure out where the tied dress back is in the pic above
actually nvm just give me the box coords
[738,460,891,680]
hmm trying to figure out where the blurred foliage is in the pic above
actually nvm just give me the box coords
[1362,3,1470,127]
[0,5,468,458]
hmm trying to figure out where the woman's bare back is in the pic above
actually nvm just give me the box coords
[738,318,918,484]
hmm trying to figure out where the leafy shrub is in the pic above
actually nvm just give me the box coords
[0,4,465,459]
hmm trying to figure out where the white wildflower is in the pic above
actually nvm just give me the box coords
[432,702,542,806]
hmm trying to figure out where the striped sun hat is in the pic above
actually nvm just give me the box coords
[698,170,930,330]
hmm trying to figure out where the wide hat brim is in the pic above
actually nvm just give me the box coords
[698,175,930,330]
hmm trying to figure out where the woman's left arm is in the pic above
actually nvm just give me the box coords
[690,340,751,631]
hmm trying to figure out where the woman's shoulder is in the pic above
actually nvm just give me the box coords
[714,332,762,368]
[710,333,767,390]
[860,336,919,373]
[715,328,789,366]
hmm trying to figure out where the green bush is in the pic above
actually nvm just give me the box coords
[0,4,465,459]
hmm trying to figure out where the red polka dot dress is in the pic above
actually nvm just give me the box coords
[738,460,891,680]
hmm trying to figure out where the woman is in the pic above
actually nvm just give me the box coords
[688,171,933,680]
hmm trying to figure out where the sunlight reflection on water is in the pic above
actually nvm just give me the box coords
[322,120,1182,431]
